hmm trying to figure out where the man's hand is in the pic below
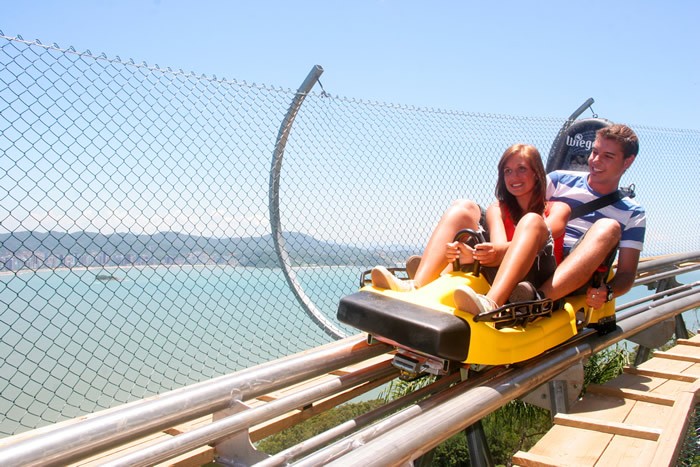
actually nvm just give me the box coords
[586,284,609,308]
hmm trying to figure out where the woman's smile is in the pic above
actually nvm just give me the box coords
[503,154,535,197]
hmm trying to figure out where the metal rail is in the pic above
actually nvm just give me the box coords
[0,335,391,466]
[0,253,698,466]
[104,360,398,467]
[321,293,700,466]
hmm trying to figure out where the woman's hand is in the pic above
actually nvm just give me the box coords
[472,242,501,266]
[445,241,474,264]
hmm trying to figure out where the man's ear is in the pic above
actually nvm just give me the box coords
[623,155,636,171]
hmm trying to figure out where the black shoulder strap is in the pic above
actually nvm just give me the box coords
[570,190,622,220]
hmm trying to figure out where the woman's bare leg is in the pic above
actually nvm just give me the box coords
[485,213,550,305]
[413,199,482,287]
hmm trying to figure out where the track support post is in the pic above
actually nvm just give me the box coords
[521,362,584,415]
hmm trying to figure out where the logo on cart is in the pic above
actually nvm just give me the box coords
[565,133,592,151]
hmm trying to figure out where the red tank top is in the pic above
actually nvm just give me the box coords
[501,204,564,264]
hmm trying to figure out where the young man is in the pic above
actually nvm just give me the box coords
[456,123,645,314]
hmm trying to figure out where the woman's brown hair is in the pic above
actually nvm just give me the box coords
[494,144,547,223]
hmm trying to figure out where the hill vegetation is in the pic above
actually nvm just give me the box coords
[0,230,414,271]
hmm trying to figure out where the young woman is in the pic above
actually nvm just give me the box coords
[371,143,570,315]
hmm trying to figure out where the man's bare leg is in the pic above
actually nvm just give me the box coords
[539,219,621,301]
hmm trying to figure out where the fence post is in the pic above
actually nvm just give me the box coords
[269,64,346,339]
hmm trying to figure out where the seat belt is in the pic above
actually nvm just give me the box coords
[569,184,635,220]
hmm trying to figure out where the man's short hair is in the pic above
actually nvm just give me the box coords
[596,124,639,158]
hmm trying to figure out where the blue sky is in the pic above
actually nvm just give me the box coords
[3,0,699,130]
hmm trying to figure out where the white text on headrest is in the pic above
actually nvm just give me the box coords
[566,133,593,151]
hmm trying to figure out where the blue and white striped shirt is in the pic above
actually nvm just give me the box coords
[546,170,646,254]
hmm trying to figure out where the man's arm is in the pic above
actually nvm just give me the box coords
[610,247,641,296]
[586,246,640,308]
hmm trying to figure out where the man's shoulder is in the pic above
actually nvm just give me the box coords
[548,171,589,197]
[548,170,588,185]
[618,195,645,215]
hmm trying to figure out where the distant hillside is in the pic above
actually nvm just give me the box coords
[0,230,414,271]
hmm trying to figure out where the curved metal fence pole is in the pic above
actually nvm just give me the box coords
[546,97,595,170]
[566,97,595,122]
[269,64,346,339]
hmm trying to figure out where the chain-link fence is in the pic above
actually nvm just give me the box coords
[1,32,699,436]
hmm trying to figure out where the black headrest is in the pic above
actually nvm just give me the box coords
[546,118,611,173]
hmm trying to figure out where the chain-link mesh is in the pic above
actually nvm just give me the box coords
[1,32,699,436]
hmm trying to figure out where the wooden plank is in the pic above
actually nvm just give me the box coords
[515,337,700,467]
[650,377,697,398]
[512,450,565,466]
[667,342,700,357]
[522,425,610,466]
[597,435,656,466]
[651,379,700,467]
[622,400,672,430]
[681,333,700,343]
[637,356,695,374]
[255,395,278,402]
[677,338,700,347]
[585,384,675,406]
[567,392,635,422]
[687,362,700,374]
[653,350,700,363]
[165,415,212,436]
[599,372,667,393]
[553,413,662,441]
[623,366,698,382]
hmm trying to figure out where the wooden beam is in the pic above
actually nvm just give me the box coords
[511,450,566,467]
[553,413,662,441]
[651,380,700,467]
[653,351,700,364]
[623,366,698,383]
[585,384,676,406]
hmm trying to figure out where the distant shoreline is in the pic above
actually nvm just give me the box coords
[0,263,364,278]
[0,264,151,278]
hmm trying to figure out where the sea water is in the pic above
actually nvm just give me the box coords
[0,264,362,435]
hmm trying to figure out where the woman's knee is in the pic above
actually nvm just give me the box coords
[516,212,548,237]
[513,212,550,246]
[449,198,480,213]
[446,199,481,222]
[519,212,546,226]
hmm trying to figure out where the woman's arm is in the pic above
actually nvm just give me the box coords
[471,202,509,266]
[545,201,570,240]
[485,202,508,244]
